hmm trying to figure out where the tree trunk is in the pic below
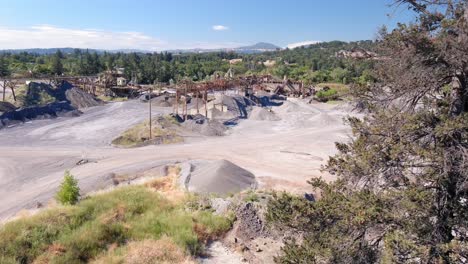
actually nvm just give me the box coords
[1,80,5,102]
[10,83,16,102]
[451,74,467,115]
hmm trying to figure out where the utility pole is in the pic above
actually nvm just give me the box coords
[149,82,154,140]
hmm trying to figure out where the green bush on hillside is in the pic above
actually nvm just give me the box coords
[0,186,233,263]
[316,88,339,102]
[55,170,80,205]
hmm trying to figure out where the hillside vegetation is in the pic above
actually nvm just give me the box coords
[0,40,376,86]
[0,182,233,264]
[268,1,468,263]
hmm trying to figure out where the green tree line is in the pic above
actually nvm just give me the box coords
[0,41,376,85]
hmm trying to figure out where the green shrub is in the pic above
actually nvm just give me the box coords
[0,186,233,263]
[55,171,80,205]
[316,88,339,102]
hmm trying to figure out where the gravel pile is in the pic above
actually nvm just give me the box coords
[150,95,175,107]
[275,100,304,113]
[0,102,16,113]
[215,95,256,118]
[187,160,257,195]
[182,114,226,136]
[25,81,102,109]
[249,107,281,121]
[65,87,102,109]
[0,81,102,128]
[0,101,80,128]
[210,108,237,120]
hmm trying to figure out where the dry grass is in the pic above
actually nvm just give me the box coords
[316,82,350,96]
[3,85,27,107]
[92,238,195,264]
[112,117,183,147]
[99,203,128,224]
[125,238,195,264]
[145,165,185,203]
[0,166,234,263]
[31,243,67,264]
[97,96,128,102]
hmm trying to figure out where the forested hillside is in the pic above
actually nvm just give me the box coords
[0,40,376,85]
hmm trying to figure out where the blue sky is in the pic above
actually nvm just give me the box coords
[0,0,415,50]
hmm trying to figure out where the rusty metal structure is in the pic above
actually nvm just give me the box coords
[1,74,311,118]
[171,75,311,120]
[0,74,146,102]
[0,75,102,102]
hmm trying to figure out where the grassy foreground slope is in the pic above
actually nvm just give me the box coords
[0,181,233,264]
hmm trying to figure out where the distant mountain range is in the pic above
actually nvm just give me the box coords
[166,42,281,54]
[0,48,102,55]
[0,42,282,55]
[235,42,281,52]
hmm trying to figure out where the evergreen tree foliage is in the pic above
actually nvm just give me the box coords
[55,171,80,205]
[268,1,468,263]
[50,50,64,75]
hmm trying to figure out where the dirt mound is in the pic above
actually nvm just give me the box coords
[249,107,281,121]
[210,108,237,120]
[112,115,183,147]
[151,95,175,107]
[252,92,285,107]
[21,81,102,108]
[188,160,257,194]
[182,115,226,136]
[0,102,16,113]
[0,81,103,128]
[23,82,64,107]
[186,97,206,109]
[24,81,101,109]
[65,87,102,109]
[275,100,303,113]
[0,102,80,128]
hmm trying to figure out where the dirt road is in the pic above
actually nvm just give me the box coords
[0,99,356,221]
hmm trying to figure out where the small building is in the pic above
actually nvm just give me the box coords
[115,67,125,75]
[229,58,243,64]
[263,60,276,67]
[117,77,127,87]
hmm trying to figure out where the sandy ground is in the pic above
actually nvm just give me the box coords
[0,98,357,221]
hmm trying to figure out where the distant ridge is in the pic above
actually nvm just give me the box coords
[0,42,282,55]
[0,48,103,55]
[237,42,280,51]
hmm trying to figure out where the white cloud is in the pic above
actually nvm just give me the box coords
[286,40,321,49]
[212,25,229,31]
[0,25,241,51]
[0,25,167,51]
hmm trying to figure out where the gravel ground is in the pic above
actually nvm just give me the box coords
[0,98,359,221]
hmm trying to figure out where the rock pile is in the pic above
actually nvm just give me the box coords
[249,107,281,121]
[182,114,227,136]
[185,159,257,195]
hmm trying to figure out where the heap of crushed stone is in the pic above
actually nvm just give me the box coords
[151,95,176,107]
[0,102,16,113]
[214,95,256,118]
[187,159,257,194]
[25,81,102,109]
[0,81,102,127]
[249,107,281,121]
[65,87,102,109]
[181,114,226,136]
[210,108,237,120]
[275,100,304,113]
